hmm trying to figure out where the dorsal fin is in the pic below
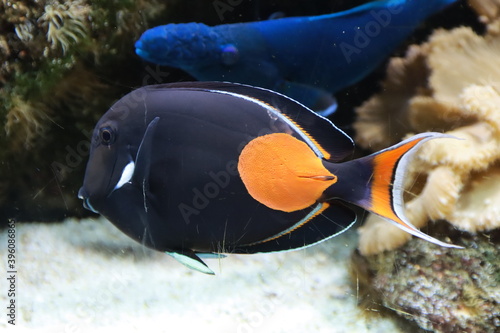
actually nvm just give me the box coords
[147,82,354,162]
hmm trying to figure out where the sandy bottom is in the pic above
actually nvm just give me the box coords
[0,217,403,332]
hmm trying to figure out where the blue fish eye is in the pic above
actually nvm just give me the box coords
[221,44,239,66]
[99,127,115,146]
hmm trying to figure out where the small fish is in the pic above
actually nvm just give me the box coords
[135,0,456,114]
[78,82,461,275]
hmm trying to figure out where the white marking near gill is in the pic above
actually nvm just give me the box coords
[114,161,135,190]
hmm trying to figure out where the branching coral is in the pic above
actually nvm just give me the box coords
[469,0,500,23]
[353,45,430,152]
[355,18,500,255]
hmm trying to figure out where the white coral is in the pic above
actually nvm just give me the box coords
[356,22,500,255]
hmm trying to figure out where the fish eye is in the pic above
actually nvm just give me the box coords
[221,44,239,66]
[99,127,115,146]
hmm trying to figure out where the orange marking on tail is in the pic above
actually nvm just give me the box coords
[238,133,336,212]
[371,137,426,229]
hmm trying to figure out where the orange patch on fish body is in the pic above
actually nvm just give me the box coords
[238,133,337,212]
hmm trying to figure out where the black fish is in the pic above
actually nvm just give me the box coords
[78,82,461,274]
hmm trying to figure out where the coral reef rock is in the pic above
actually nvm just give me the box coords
[353,232,500,333]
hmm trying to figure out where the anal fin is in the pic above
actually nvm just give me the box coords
[238,202,356,253]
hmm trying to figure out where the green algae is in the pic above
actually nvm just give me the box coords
[0,0,172,222]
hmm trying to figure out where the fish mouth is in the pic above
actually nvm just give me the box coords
[134,41,150,61]
[78,187,98,214]
[135,47,157,65]
[135,41,166,65]
[135,46,145,57]
[83,198,98,214]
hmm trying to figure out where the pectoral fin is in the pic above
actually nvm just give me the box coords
[134,117,160,186]
[133,117,160,213]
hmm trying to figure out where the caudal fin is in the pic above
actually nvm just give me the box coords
[363,133,462,249]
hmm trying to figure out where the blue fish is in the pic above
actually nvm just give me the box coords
[135,0,456,113]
